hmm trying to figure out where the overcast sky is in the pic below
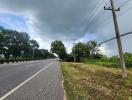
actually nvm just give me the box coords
[0,0,132,56]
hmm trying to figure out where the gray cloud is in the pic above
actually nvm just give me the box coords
[0,0,132,55]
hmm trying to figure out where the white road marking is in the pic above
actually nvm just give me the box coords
[0,62,54,100]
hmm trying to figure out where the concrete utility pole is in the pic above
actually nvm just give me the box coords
[72,39,76,62]
[32,47,35,59]
[104,0,127,78]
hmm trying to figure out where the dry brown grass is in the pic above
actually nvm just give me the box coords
[61,62,132,100]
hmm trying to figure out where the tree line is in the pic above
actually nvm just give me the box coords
[50,40,132,68]
[0,26,55,63]
[50,40,103,62]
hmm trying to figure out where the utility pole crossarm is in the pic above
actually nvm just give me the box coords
[104,6,120,11]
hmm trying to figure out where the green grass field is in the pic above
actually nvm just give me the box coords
[61,62,132,100]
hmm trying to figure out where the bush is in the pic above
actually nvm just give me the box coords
[83,53,132,68]
[124,53,132,68]
[0,59,5,64]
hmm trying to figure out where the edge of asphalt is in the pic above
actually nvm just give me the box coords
[59,62,67,100]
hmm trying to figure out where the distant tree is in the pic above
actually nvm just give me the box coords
[30,39,39,58]
[72,42,90,62]
[0,26,4,30]
[1,29,18,60]
[0,26,54,60]
[92,53,104,59]
[30,39,39,49]
[20,32,32,58]
[39,49,54,59]
[47,52,56,58]
[124,52,132,67]
[87,40,99,56]
[50,40,66,60]
[1,30,31,59]
[0,32,4,54]
[10,31,22,59]
[65,53,73,62]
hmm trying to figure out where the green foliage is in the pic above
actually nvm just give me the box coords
[34,49,55,59]
[0,26,55,63]
[72,42,90,62]
[30,39,39,49]
[87,40,99,56]
[0,32,4,53]
[65,53,74,62]
[83,53,132,68]
[124,52,132,67]
[50,40,67,60]
[72,41,101,62]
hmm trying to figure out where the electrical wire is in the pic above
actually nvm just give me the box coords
[99,31,132,45]
[83,0,108,32]
[118,6,132,17]
[119,0,131,8]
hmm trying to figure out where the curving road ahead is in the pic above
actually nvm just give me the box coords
[0,59,64,100]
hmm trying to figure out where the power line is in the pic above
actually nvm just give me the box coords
[99,31,132,45]
[89,0,132,31]
[79,0,101,27]
[119,0,131,8]
[97,6,132,28]
[83,0,109,32]
[81,0,105,28]
[118,6,132,17]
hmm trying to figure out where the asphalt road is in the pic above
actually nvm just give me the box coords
[0,59,64,100]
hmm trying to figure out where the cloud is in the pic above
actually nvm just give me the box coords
[0,0,132,56]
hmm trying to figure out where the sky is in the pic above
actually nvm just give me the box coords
[0,0,132,56]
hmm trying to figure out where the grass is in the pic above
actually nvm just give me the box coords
[61,62,132,100]
[83,59,120,68]
[83,58,132,68]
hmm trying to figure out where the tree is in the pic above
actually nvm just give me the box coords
[50,40,66,60]
[30,39,39,58]
[87,40,99,57]
[30,39,39,49]
[1,30,28,59]
[65,53,73,62]
[72,42,90,62]
[0,32,4,54]
[124,52,132,67]
[0,26,55,61]
[35,49,56,59]
[2,29,16,60]
[10,31,22,59]
[0,26,4,30]
[39,49,50,59]
[20,32,32,58]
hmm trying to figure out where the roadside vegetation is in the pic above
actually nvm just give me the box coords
[51,40,132,68]
[83,52,132,68]
[61,62,132,100]
[50,36,132,99]
[0,26,55,63]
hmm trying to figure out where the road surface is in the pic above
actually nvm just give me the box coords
[0,59,64,100]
